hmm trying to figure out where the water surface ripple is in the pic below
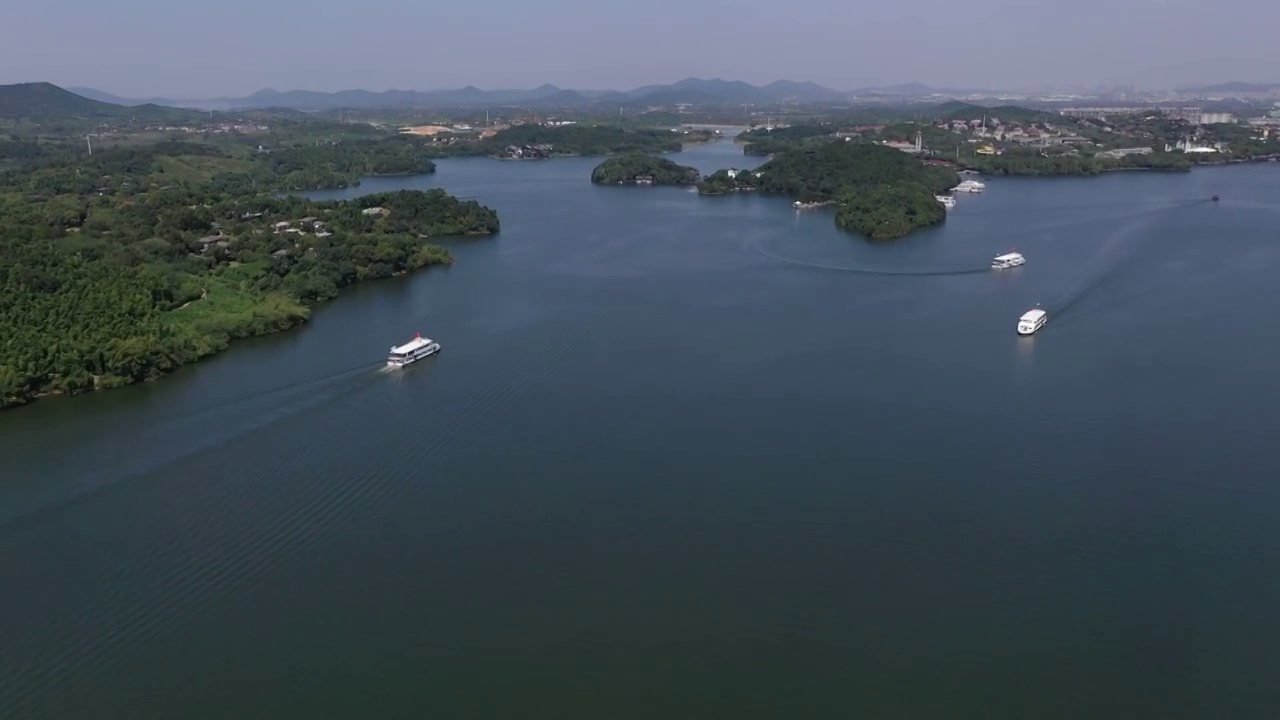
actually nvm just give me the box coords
[3,142,1280,718]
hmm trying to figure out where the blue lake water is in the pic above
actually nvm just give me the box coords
[3,139,1280,717]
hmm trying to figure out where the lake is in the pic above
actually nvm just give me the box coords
[3,139,1280,718]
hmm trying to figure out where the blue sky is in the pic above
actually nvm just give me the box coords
[3,0,1277,96]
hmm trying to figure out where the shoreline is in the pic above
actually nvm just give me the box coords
[971,156,1280,181]
[493,142,713,161]
[19,310,308,408]
[957,152,1280,179]
[679,135,720,149]
[1,238,480,413]
[12,149,1271,411]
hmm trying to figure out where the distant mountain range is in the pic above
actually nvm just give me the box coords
[68,78,854,111]
[1173,81,1280,94]
[10,78,1277,119]
[68,87,187,107]
[62,77,993,112]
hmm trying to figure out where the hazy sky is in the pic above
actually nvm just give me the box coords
[3,0,1277,96]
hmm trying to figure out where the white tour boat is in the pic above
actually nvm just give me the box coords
[387,333,440,367]
[991,252,1025,269]
[954,179,985,193]
[935,194,956,208]
[1017,308,1048,336]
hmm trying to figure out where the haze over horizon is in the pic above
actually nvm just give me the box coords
[4,0,1278,97]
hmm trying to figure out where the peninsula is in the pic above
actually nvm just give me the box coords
[0,85,498,410]
[733,102,1278,177]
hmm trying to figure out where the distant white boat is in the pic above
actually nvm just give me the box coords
[992,252,1025,269]
[1017,308,1047,335]
[793,200,828,209]
[387,333,440,367]
[954,179,985,193]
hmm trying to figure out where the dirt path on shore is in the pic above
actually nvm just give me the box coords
[174,288,208,311]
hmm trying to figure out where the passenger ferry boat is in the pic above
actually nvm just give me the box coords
[387,333,440,367]
[1017,307,1048,335]
[935,194,956,209]
[991,252,1025,269]
[954,179,985,193]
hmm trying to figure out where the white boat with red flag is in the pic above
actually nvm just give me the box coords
[387,333,440,367]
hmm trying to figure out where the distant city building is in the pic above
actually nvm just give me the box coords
[1167,137,1218,153]
[1164,107,1203,122]
[1059,107,1155,120]
[1098,147,1154,158]
[882,131,924,154]
[399,125,452,136]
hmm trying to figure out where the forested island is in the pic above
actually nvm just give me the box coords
[426,125,716,159]
[590,154,701,186]
[700,142,957,240]
[712,101,1279,242]
[0,125,497,409]
[738,125,838,156]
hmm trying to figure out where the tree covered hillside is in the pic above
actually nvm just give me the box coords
[0,127,497,409]
[590,154,701,185]
[700,142,958,240]
[0,82,204,129]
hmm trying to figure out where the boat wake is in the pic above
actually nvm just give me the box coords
[750,197,1209,279]
[963,195,1207,220]
[748,242,991,276]
[1046,207,1175,321]
[1048,283,1167,328]
[1047,198,1227,325]
[0,361,386,530]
